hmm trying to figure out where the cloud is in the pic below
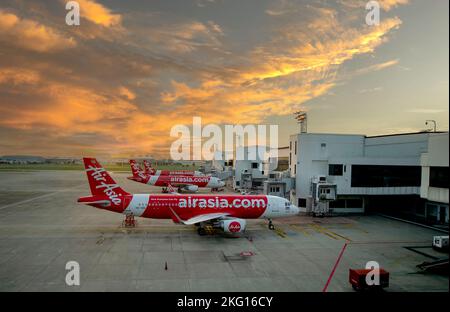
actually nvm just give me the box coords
[338,0,409,11]
[359,87,383,93]
[0,68,41,85]
[265,0,301,16]
[196,0,216,8]
[118,86,136,100]
[0,0,412,157]
[265,9,292,16]
[141,20,225,54]
[158,13,403,126]
[0,10,76,52]
[76,0,121,27]
[378,0,409,11]
[353,59,400,76]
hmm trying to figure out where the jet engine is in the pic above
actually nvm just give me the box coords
[183,185,199,192]
[221,218,246,233]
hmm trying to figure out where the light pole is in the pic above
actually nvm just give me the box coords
[425,120,437,132]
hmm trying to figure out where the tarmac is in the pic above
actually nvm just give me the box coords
[0,170,448,292]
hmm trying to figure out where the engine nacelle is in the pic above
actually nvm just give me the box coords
[222,218,246,233]
[183,185,199,192]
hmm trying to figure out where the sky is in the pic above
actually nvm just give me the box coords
[0,0,448,158]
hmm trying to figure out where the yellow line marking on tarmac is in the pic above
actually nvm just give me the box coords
[290,225,311,236]
[327,230,352,242]
[323,232,339,240]
[274,227,287,238]
[309,224,341,240]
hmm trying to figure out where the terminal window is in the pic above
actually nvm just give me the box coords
[298,198,306,207]
[329,164,343,176]
[351,165,421,187]
[430,166,449,188]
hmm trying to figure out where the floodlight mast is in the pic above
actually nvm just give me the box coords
[294,111,307,133]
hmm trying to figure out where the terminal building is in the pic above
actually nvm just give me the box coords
[289,131,449,225]
[232,146,268,191]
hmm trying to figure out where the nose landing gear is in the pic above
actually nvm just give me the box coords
[268,219,275,230]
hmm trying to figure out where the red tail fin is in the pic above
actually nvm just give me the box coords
[129,159,144,177]
[83,158,129,199]
[143,160,155,174]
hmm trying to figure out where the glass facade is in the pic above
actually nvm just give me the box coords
[351,165,421,187]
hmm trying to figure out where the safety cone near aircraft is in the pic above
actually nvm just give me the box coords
[143,159,204,176]
[78,158,300,235]
[128,159,224,193]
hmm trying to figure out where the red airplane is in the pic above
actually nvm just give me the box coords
[142,159,204,176]
[78,158,299,235]
[128,160,224,193]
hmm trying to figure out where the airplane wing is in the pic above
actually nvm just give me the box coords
[169,208,229,225]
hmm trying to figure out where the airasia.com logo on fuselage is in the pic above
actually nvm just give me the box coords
[178,196,267,209]
[229,221,241,233]
[170,176,209,183]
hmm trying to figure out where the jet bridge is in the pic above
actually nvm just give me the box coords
[309,175,337,217]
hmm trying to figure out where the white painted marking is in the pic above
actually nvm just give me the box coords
[0,185,84,211]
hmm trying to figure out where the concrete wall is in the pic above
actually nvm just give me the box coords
[364,133,430,158]
[420,133,449,204]
[290,133,365,200]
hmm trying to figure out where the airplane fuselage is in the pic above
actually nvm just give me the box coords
[79,193,299,220]
[128,174,224,189]
[152,170,203,176]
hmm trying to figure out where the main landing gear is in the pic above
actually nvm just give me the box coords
[196,223,215,235]
[122,213,137,227]
[197,227,206,236]
[268,219,275,230]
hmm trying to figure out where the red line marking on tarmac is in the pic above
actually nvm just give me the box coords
[322,242,348,292]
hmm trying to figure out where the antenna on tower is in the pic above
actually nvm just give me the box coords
[294,111,307,133]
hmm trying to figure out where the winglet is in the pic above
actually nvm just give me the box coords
[167,183,179,195]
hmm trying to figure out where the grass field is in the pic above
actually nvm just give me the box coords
[0,163,200,172]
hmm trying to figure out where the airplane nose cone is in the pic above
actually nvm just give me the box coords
[219,180,225,187]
